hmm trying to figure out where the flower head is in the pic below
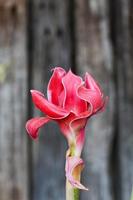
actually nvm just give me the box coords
[26,67,107,190]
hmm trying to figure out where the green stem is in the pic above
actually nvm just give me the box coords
[66,180,80,200]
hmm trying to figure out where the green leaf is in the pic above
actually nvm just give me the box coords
[131,188,133,200]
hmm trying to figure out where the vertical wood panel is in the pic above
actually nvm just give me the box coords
[75,0,114,199]
[114,0,133,199]
[0,0,132,199]
[29,0,72,199]
[0,1,28,200]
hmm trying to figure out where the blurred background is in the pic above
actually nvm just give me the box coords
[0,0,133,200]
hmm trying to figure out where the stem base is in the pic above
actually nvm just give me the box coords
[66,180,79,200]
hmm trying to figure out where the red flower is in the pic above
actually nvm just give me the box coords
[26,67,107,190]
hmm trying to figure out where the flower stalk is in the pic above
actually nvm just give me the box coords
[131,188,133,200]
[66,145,82,200]
[66,180,80,200]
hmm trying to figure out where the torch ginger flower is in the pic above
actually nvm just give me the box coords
[26,67,107,192]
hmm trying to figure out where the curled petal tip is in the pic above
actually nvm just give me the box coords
[30,89,44,96]
[26,117,50,139]
[30,89,34,94]
[51,66,66,73]
[85,72,102,94]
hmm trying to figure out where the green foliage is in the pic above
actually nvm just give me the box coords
[0,63,10,83]
[131,188,133,200]
[74,188,80,200]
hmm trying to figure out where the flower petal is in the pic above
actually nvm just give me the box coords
[65,156,88,190]
[76,129,85,156]
[78,86,104,113]
[69,112,92,156]
[58,112,76,139]
[70,110,92,132]
[31,90,69,119]
[62,70,87,114]
[58,109,92,144]
[26,117,50,139]
[47,67,66,105]
[85,72,102,95]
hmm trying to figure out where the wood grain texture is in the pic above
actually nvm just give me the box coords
[0,1,28,200]
[75,0,115,199]
[113,0,133,199]
[0,0,133,199]
[29,0,72,199]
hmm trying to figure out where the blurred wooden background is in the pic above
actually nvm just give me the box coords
[0,0,133,200]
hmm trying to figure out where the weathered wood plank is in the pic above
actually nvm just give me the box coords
[113,0,133,199]
[0,1,28,200]
[75,0,115,199]
[29,0,72,199]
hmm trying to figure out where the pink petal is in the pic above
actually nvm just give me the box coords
[31,90,69,119]
[47,67,66,105]
[78,86,104,113]
[76,129,85,156]
[58,110,92,143]
[62,70,87,114]
[26,117,50,139]
[58,112,76,139]
[69,112,92,156]
[85,72,102,95]
[70,109,92,132]
[65,156,88,190]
